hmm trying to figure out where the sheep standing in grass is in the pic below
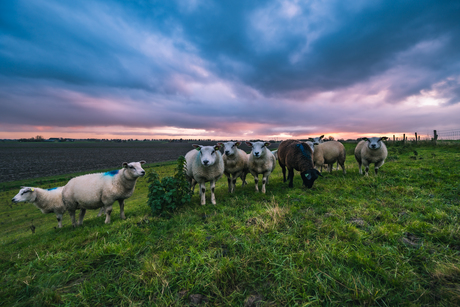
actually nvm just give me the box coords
[62,161,146,227]
[278,140,321,188]
[218,141,249,193]
[185,144,224,205]
[12,187,66,228]
[313,141,347,174]
[245,141,276,193]
[354,137,388,176]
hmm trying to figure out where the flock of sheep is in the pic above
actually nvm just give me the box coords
[11,136,389,228]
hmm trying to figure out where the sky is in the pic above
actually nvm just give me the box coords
[1,0,459,140]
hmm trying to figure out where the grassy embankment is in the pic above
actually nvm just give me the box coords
[0,142,459,306]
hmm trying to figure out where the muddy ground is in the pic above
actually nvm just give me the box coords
[0,141,279,183]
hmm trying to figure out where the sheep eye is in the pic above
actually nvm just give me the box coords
[212,150,215,154]
[129,165,134,169]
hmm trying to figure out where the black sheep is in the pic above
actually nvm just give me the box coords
[277,140,322,188]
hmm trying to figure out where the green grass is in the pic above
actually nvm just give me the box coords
[1,142,459,306]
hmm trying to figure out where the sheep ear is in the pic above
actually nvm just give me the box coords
[217,142,223,147]
[139,160,146,164]
[214,145,221,150]
[264,142,271,147]
[305,173,311,180]
[192,144,201,150]
[235,141,241,147]
[380,137,388,141]
[122,162,129,168]
[245,142,253,147]
[320,135,324,139]
[362,137,369,142]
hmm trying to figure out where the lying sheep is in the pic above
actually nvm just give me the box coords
[245,141,276,193]
[185,144,224,205]
[218,141,249,193]
[313,141,347,174]
[278,140,322,188]
[62,161,146,227]
[354,137,389,176]
[12,186,66,228]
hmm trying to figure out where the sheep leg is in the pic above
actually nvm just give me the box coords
[78,208,86,226]
[104,205,113,223]
[340,162,346,174]
[210,181,217,205]
[200,183,206,205]
[56,213,63,228]
[227,176,232,193]
[69,210,77,227]
[358,162,363,175]
[119,199,126,220]
[262,173,270,193]
[251,172,259,192]
[191,179,197,194]
[97,207,105,217]
[362,160,370,176]
[327,164,333,173]
[374,160,385,175]
[288,169,295,188]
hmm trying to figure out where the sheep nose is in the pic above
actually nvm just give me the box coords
[140,171,145,176]
[203,160,209,165]
[254,152,260,157]
[225,151,230,155]
[371,144,376,148]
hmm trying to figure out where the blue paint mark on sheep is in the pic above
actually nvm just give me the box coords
[104,170,119,177]
[296,144,311,160]
[47,187,58,191]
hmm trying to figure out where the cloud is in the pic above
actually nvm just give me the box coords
[0,0,460,139]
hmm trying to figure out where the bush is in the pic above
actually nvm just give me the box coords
[146,156,192,215]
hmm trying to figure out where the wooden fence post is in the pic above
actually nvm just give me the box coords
[393,135,395,143]
[433,130,438,145]
[403,133,406,145]
[415,132,417,144]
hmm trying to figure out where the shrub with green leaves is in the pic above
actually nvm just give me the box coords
[146,156,191,215]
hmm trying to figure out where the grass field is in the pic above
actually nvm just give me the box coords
[0,142,459,306]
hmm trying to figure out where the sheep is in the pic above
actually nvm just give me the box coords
[271,149,279,160]
[306,141,315,152]
[309,135,325,145]
[62,161,146,227]
[313,141,347,174]
[185,144,224,205]
[218,141,249,193]
[12,186,66,228]
[245,141,276,193]
[277,140,322,188]
[354,137,389,176]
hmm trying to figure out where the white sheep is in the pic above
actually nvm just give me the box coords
[245,141,276,193]
[218,141,249,193]
[62,161,146,227]
[354,137,388,176]
[185,144,224,205]
[12,186,66,228]
[306,141,315,152]
[309,135,325,145]
[313,141,347,174]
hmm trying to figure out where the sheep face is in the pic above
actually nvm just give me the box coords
[246,141,270,158]
[220,141,241,157]
[192,144,222,167]
[12,187,36,203]
[306,141,315,152]
[122,161,146,178]
[309,135,324,145]
[301,169,322,188]
[363,137,388,150]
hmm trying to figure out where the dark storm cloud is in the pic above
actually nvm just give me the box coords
[0,0,460,137]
